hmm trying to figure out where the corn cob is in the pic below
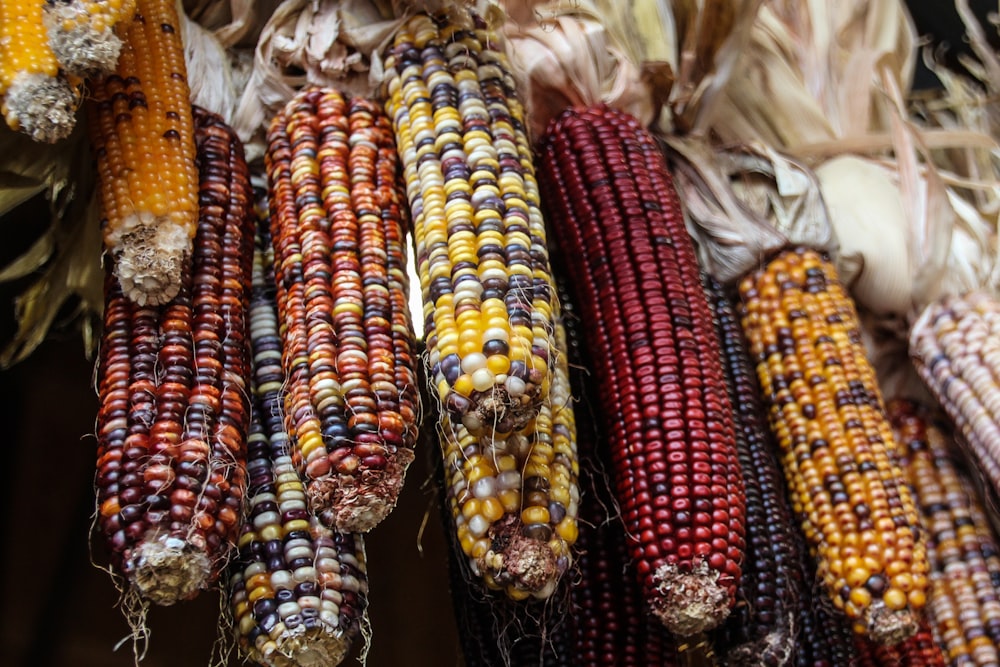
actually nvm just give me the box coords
[439,313,579,600]
[854,621,947,666]
[95,107,253,604]
[265,86,419,533]
[87,0,198,306]
[705,274,803,666]
[537,104,745,636]
[794,569,860,667]
[0,0,81,141]
[889,398,1000,667]
[230,222,368,667]
[44,0,136,76]
[383,11,558,439]
[910,291,1000,503]
[737,246,929,644]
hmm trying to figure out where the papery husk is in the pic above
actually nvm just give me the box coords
[183,0,281,48]
[179,2,241,125]
[501,9,662,138]
[665,137,833,283]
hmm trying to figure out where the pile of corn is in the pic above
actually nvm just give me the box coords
[3,0,1000,665]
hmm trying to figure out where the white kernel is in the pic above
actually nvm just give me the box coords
[468,514,490,537]
[293,566,318,582]
[505,375,527,397]
[497,470,521,490]
[472,476,496,499]
[483,327,509,344]
[471,368,495,392]
[253,511,281,530]
[319,610,340,628]
[462,412,483,433]
[461,352,487,373]
[270,570,293,589]
[277,601,302,619]
[284,545,313,561]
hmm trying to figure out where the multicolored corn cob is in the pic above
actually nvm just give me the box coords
[0,0,81,141]
[854,621,946,666]
[537,103,745,637]
[383,11,558,439]
[87,0,198,306]
[44,0,136,76]
[705,275,803,666]
[94,107,253,605]
[265,86,420,533]
[889,398,1000,667]
[230,222,368,667]
[737,246,929,644]
[439,314,579,600]
[910,291,1000,503]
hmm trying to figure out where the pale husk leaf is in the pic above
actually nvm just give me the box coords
[179,2,241,124]
[666,137,832,283]
[501,9,660,138]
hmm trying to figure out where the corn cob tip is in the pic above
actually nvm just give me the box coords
[311,448,416,533]
[127,531,210,605]
[479,514,560,599]
[861,600,917,646]
[458,389,538,438]
[44,3,123,76]
[110,214,189,305]
[724,625,796,667]
[3,72,79,142]
[651,561,732,636]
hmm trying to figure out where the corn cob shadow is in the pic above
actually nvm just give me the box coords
[93,106,254,608]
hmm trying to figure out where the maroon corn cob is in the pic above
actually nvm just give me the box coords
[537,104,746,636]
[794,569,860,667]
[94,107,254,604]
[265,87,420,533]
[704,274,803,666]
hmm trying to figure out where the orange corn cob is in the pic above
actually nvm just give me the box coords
[88,0,198,306]
[738,247,929,644]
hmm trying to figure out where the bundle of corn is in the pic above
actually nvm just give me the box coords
[737,247,930,644]
[264,86,420,533]
[229,223,368,667]
[889,398,1000,667]
[537,104,745,637]
[382,10,559,440]
[94,106,254,605]
[704,275,804,666]
[87,0,199,307]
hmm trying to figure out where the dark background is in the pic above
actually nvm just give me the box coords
[0,2,994,665]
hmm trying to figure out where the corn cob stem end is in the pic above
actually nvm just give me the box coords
[258,629,350,667]
[311,448,416,533]
[127,531,210,605]
[651,560,732,636]
[109,214,190,306]
[44,5,123,76]
[478,514,559,599]
[862,600,917,646]
[3,72,79,143]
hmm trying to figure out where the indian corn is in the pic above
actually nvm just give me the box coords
[265,86,420,533]
[737,246,929,644]
[94,107,253,604]
[383,11,558,439]
[537,104,745,637]
[44,0,136,76]
[87,0,198,306]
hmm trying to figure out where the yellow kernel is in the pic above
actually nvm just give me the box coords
[555,518,578,544]
[521,506,550,526]
[882,587,908,611]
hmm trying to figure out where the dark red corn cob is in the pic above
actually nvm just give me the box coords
[537,104,746,636]
[854,622,946,666]
[265,86,420,532]
[795,556,860,667]
[94,107,254,604]
[229,221,368,666]
[704,275,803,665]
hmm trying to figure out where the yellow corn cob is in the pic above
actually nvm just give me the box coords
[44,0,137,76]
[383,11,558,439]
[738,247,930,645]
[889,399,1000,667]
[442,316,579,600]
[0,0,81,141]
[87,0,198,306]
